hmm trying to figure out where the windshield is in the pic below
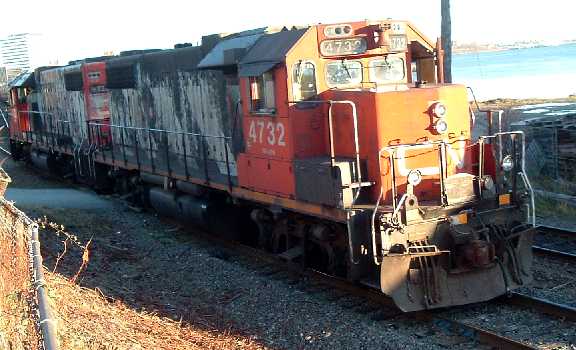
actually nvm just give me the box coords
[369,57,406,84]
[325,60,362,88]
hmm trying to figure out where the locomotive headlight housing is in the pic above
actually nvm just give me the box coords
[434,119,449,134]
[501,155,514,172]
[432,102,447,118]
[407,169,422,186]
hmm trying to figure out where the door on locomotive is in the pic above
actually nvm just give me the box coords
[81,62,112,146]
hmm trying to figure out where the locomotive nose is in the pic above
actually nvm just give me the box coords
[380,223,535,312]
[459,239,495,268]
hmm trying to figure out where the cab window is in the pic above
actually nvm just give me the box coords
[325,60,362,88]
[250,71,275,114]
[369,56,406,84]
[292,61,317,101]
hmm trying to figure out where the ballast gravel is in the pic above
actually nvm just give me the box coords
[5,158,576,349]
[29,202,483,350]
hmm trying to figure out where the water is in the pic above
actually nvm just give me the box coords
[452,43,576,101]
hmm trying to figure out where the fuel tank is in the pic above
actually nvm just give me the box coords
[148,186,244,240]
[148,187,210,229]
[30,150,53,173]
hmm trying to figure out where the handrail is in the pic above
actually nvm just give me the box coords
[86,121,231,140]
[327,100,365,203]
[85,120,235,187]
[0,105,9,128]
[18,110,55,116]
[478,131,536,227]
[371,132,536,264]
[377,139,450,211]
[370,187,384,265]
[288,99,365,191]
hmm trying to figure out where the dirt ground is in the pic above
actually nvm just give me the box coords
[3,157,269,350]
[45,272,267,350]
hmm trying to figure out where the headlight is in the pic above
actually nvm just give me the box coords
[501,155,514,172]
[434,119,448,134]
[407,169,422,186]
[432,102,447,118]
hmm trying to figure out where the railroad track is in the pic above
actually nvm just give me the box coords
[15,173,576,349]
[159,216,576,350]
[533,225,576,261]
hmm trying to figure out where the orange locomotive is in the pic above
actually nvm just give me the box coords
[8,20,535,311]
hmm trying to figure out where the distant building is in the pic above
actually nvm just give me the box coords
[0,33,47,82]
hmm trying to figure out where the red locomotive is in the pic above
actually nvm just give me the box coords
[8,20,535,311]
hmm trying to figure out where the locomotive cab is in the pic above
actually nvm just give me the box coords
[237,20,535,311]
[7,73,35,142]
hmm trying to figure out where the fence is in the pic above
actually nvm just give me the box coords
[510,119,576,228]
[470,105,576,228]
[0,174,57,349]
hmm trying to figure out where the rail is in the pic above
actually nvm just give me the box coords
[0,105,9,129]
[15,110,74,154]
[166,214,541,350]
[10,109,237,190]
[289,99,370,203]
[86,121,235,190]
[478,131,536,227]
[533,225,576,261]
[467,87,504,136]
[371,140,449,264]
[370,133,535,264]
[0,106,12,155]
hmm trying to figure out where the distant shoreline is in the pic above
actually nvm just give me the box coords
[453,41,576,55]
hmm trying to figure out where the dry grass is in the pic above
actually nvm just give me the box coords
[46,271,269,350]
[0,202,39,350]
[31,214,270,350]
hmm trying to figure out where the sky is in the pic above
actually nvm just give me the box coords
[1,0,575,65]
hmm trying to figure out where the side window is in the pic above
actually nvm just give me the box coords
[64,71,84,91]
[292,61,317,101]
[87,71,101,80]
[250,71,275,114]
[106,63,136,89]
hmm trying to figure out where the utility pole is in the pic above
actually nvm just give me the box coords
[441,0,452,83]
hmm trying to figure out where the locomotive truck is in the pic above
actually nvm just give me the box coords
[7,20,535,311]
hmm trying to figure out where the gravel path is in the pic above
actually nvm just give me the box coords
[6,188,113,209]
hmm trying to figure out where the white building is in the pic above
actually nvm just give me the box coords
[0,33,49,82]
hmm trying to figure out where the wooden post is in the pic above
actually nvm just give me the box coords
[441,0,453,83]
[436,38,445,83]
